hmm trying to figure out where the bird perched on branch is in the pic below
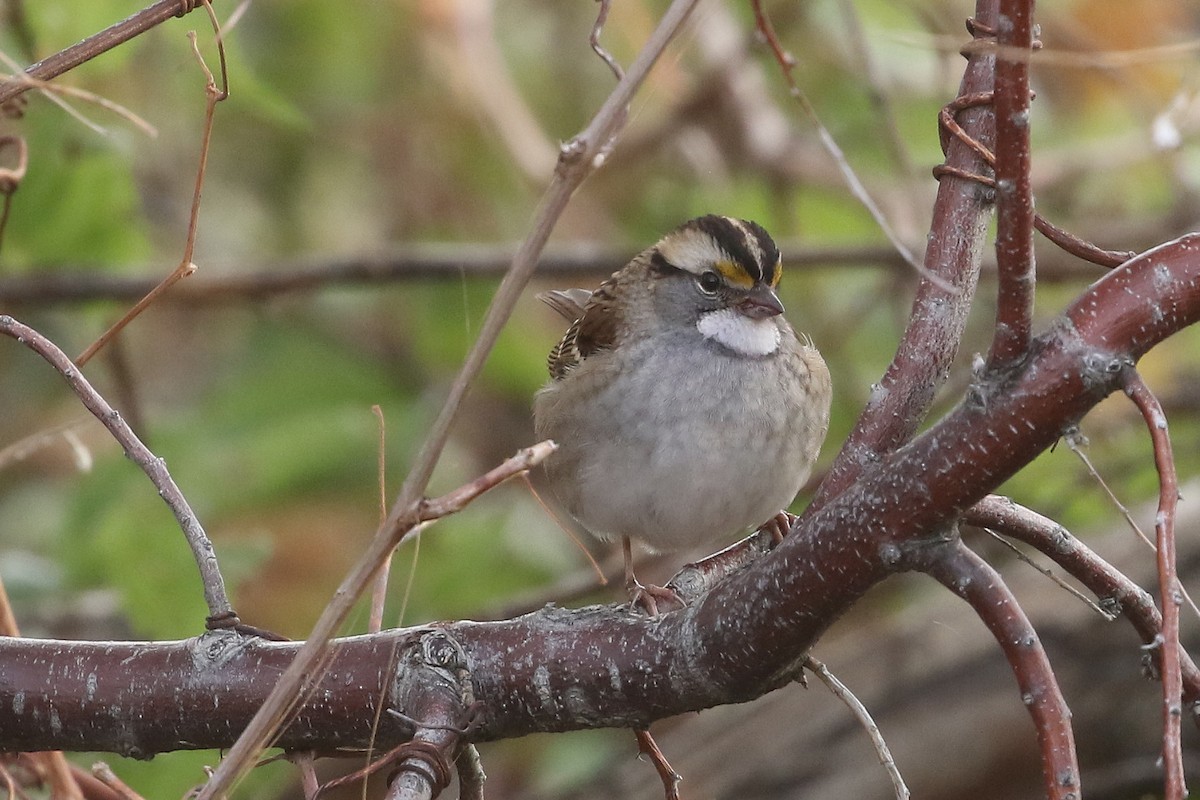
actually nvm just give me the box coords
[533,215,831,614]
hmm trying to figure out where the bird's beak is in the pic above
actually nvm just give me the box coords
[737,284,785,319]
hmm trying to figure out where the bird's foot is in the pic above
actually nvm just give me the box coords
[762,510,798,546]
[628,578,685,617]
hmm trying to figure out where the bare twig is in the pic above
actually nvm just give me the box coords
[455,744,486,800]
[370,404,391,634]
[750,0,941,288]
[288,754,318,800]
[76,1,228,366]
[0,762,14,799]
[0,315,236,624]
[0,416,91,472]
[521,472,606,585]
[986,0,1036,367]
[589,0,624,82]
[1065,430,1156,549]
[0,133,27,255]
[922,540,1080,800]
[1123,371,1186,800]
[975,525,1114,618]
[0,0,215,107]
[0,576,17,639]
[0,48,158,138]
[804,656,909,800]
[1066,431,1200,620]
[91,763,145,800]
[418,441,554,521]
[634,729,681,800]
[1032,215,1133,269]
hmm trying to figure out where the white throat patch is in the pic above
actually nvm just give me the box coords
[696,308,781,357]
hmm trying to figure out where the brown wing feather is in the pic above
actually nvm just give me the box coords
[539,274,624,380]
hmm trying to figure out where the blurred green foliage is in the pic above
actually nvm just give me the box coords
[1,0,1198,797]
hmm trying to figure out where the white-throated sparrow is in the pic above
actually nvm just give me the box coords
[533,215,831,613]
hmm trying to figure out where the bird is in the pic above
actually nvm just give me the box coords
[532,215,831,614]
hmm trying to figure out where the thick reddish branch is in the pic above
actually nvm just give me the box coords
[3,236,1196,755]
[812,0,997,508]
[988,0,1037,365]
[923,542,1079,800]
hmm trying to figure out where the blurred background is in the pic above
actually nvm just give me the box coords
[0,0,1198,797]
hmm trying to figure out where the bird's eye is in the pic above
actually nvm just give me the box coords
[697,271,722,294]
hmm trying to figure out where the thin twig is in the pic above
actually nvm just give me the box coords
[36,753,83,800]
[0,0,213,107]
[1065,430,1156,548]
[418,441,555,520]
[0,47,158,138]
[521,472,606,585]
[91,763,146,800]
[1123,371,1186,800]
[0,315,235,623]
[1032,215,1132,269]
[976,525,1115,618]
[76,1,228,366]
[1065,431,1200,619]
[456,744,486,800]
[634,729,681,800]
[369,404,391,634]
[0,416,91,472]
[291,752,319,800]
[0,133,27,256]
[922,540,1081,800]
[750,0,948,291]
[804,656,909,800]
[589,0,624,82]
[0,576,18,639]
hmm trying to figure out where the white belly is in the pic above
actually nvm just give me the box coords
[535,333,823,553]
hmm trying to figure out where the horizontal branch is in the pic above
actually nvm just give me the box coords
[2,235,1197,755]
[0,631,419,755]
[0,243,1119,308]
